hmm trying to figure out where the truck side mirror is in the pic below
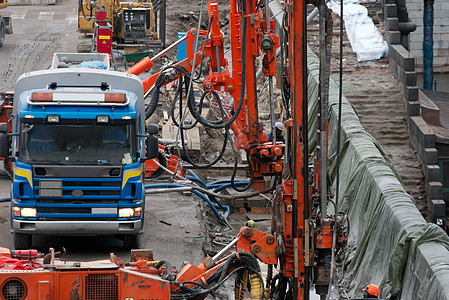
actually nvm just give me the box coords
[0,123,8,133]
[0,123,9,158]
[147,123,158,135]
[146,123,159,159]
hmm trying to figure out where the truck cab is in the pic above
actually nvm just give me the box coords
[0,59,155,249]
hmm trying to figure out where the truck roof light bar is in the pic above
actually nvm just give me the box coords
[104,93,127,103]
[28,92,128,106]
[31,92,53,102]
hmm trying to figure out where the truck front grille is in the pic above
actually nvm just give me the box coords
[34,179,121,199]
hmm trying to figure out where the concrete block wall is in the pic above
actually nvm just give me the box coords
[407,0,449,72]
[385,2,445,222]
[408,114,445,220]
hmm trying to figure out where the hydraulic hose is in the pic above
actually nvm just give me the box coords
[144,183,230,223]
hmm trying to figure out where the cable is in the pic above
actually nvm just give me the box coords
[79,0,95,22]
[327,0,344,298]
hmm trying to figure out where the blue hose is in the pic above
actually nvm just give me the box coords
[145,183,229,223]
[186,170,207,187]
[212,182,248,193]
[206,180,249,189]
[423,0,434,90]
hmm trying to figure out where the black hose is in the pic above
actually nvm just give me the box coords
[79,0,95,22]
[231,143,257,192]
[180,124,228,169]
[155,259,174,280]
[186,6,248,130]
[146,65,192,119]
[0,197,11,202]
[171,252,263,300]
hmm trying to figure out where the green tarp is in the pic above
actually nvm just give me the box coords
[307,47,449,299]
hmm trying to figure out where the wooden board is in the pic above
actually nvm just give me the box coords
[161,108,208,157]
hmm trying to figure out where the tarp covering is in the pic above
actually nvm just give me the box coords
[306,46,449,299]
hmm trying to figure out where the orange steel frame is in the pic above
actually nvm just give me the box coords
[127,1,283,188]
[287,0,308,298]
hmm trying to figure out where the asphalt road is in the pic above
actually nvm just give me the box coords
[0,0,207,267]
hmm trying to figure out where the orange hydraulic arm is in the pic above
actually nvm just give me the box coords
[128,1,282,189]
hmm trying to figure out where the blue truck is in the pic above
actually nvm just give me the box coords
[0,53,158,249]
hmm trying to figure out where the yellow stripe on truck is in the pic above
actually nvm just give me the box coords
[14,166,33,189]
[122,166,143,189]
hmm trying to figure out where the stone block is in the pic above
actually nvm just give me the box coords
[424,164,440,182]
[403,71,417,86]
[407,100,420,117]
[390,59,398,76]
[428,199,446,219]
[404,86,418,102]
[423,148,438,165]
[384,4,397,18]
[390,44,416,71]
[427,181,443,200]
[387,31,401,44]
[417,123,436,148]
[386,17,399,31]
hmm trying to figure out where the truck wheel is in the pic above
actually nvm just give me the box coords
[123,233,142,249]
[0,20,5,48]
[13,233,32,250]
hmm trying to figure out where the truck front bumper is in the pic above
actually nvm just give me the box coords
[12,219,142,235]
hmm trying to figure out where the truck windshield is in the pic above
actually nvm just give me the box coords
[19,122,138,165]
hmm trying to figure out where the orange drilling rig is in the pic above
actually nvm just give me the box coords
[0,0,347,299]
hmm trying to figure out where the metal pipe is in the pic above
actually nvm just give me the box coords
[146,187,193,194]
[212,237,239,261]
[423,0,434,90]
[150,35,188,62]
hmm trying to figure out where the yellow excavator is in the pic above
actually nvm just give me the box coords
[78,0,166,52]
[0,0,12,48]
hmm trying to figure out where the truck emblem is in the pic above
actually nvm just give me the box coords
[72,189,83,197]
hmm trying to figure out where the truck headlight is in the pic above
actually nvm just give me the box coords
[119,208,140,218]
[14,207,37,217]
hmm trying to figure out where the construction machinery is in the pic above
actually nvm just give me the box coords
[78,0,166,53]
[0,0,349,299]
[0,0,12,48]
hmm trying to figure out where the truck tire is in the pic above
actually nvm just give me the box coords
[123,233,142,249]
[13,233,32,250]
[0,20,5,48]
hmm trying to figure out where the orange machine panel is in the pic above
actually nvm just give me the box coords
[0,272,55,299]
[120,269,170,299]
